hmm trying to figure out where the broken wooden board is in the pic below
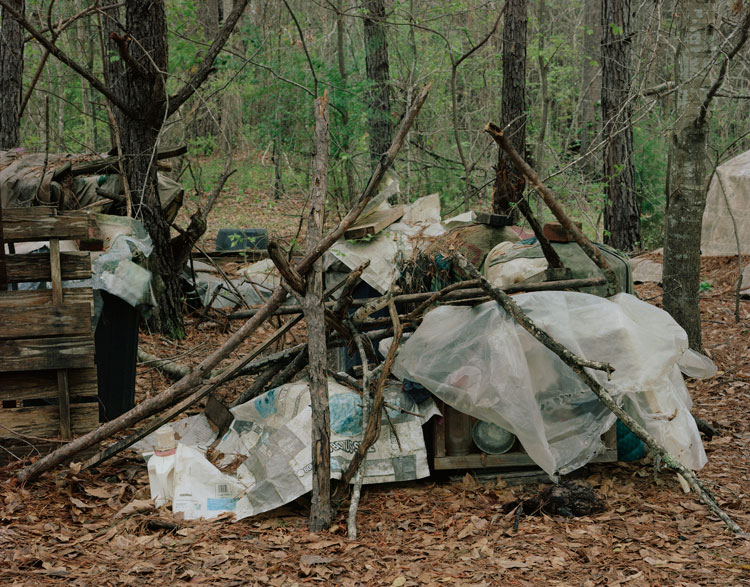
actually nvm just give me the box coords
[0,302,93,340]
[344,205,405,240]
[0,335,95,372]
[3,251,92,283]
[0,288,93,309]
[1,208,95,242]
[475,212,514,227]
[0,368,98,402]
[0,403,99,441]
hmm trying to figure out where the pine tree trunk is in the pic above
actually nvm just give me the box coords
[601,0,640,251]
[493,0,526,221]
[337,0,356,202]
[105,0,186,337]
[0,0,24,149]
[580,0,601,176]
[363,0,393,171]
[662,0,714,350]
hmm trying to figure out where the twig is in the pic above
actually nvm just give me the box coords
[338,291,403,492]
[137,348,190,380]
[347,318,372,540]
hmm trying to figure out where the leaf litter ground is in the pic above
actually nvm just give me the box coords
[2,191,749,585]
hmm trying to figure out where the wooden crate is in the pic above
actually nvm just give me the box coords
[431,400,618,471]
[0,206,99,464]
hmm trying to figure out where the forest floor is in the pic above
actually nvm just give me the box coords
[1,188,749,586]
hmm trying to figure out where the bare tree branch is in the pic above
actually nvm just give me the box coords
[167,0,249,116]
[0,0,134,116]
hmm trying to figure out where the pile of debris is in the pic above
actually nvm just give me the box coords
[8,93,744,536]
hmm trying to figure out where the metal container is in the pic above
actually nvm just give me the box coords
[471,421,516,454]
[444,406,474,456]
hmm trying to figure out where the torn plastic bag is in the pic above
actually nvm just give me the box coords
[393,291,709,476]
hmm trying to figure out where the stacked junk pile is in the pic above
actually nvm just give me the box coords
[136,172,714,521]
[4,111,729,532]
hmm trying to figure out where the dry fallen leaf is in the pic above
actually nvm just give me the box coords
[114,499,154,518]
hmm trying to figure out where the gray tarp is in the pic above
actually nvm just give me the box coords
[701,149,750,256]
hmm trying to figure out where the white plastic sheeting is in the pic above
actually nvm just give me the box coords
[393,291,711,477]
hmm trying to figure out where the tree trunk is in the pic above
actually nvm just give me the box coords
[337,0,355,202]
[601,0,640,251]
[579,0,601,175]
[0,0,24,149]
[493,0,526,221]
[363,0,393,171]
[105,1,185,337]
[305,93,333,532]
[662,0,713,350]
[534,0,549,184]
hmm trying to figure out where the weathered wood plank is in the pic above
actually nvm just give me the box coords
[0,288,93,309]
[0,335,95,372]
[0,302,93,340]
[344,205,405,240]
[1,208,94,242]
[49,238,73,439]
[0,368,98,401]
[433,449,619,470]
[4,251,91,283]
[0,403,99,441]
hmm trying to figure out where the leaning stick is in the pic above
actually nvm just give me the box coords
[338,301,403,492]
[347,319,372,540]
[229,277,606,320]
[80,315,303,470]
[18,84,432,484]
[484,122,620,295]
[453,253,743,535]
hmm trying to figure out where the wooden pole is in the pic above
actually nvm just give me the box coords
[306,92,333,531]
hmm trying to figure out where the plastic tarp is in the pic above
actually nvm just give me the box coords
[90,215,156,319]
[701,149,750,256]
[141,378,439,520]
[393,291,711,477]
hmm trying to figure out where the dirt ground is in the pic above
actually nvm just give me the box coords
[1,190,749,585]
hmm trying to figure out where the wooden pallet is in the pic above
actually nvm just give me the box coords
[431,400,618,471]
[0,205,99,464]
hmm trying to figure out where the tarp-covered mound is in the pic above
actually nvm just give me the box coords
[0,149,183,222]
[701,149,750,256]
[393,291,714,477]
